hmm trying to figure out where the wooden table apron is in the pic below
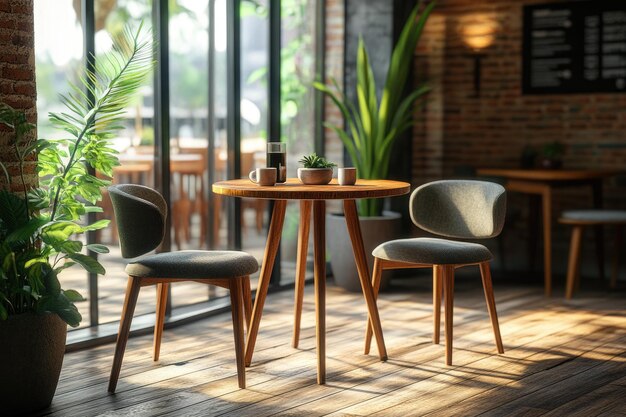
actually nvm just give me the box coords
[212,178,411,384]
[476,168,619,296]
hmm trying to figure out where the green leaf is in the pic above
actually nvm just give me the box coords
[59,240,83,254]
[83,206,104,213]
[0,190,28,232]
[41,221,82,243]
[82,219,110,231]
[85,243,109,254]
[5,217,48,245]
[63,289,85,302]
[68,253,106,275]
[298,153,336,168]
[24,257,49,268]
[27,188,50,211]
[36,293,82,327]
[54,261,76,274]
[40,265,61,295]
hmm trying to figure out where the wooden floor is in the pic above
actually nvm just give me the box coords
[41,277,626,417]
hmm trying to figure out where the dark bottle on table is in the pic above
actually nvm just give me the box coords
[267,142,286,183]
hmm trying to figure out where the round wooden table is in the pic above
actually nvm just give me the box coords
[212,178,410,384]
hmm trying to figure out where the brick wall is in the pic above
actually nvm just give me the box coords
[412,0,626,273]
[413,0,626,198]
[0,0,37,192]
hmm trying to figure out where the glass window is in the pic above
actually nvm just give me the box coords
[280,0,317,283]
[169,0,215,308]
[33,0,323,340]
[95,0,156,325]
[240,0,269,289]
[34,0,89,327]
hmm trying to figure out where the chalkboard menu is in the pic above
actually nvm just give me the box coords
[523,1,626,94]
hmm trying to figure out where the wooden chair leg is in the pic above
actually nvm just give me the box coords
[611,226,621,290]
[479,262,504,354]
[433,265,442,345]
[229,278,246,389]
[594,224,605,282]
[108,276,142,393]
[153,283,169,361]
[566,225,583,299]
[293,200,312,348]
[364,257,384,355]
[443,265,455,366]
[242,276,252,333]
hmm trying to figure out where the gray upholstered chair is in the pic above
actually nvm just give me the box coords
[559,210,626,299]
[107,184,258,392]
[366,180,506,365]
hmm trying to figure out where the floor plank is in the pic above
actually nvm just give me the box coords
[43,279,626,417]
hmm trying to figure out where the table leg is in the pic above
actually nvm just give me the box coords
[292,200,312,348]
[528,195,541,272]
[244,199,287,367]
[343,199,388,361]
[592,180,605,281]
[542,186,552,296]
[313,200,326,384]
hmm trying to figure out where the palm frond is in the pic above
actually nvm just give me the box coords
[48,22,154,221]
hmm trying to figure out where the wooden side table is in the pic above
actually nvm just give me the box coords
[477,168,619,296]
[212,178,410,384]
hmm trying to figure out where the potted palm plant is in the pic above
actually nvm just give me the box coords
[314,1,434,291]
[0,25,153,415]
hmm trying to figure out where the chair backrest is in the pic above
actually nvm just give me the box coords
[410,180,506,239]
[108,184,167,259]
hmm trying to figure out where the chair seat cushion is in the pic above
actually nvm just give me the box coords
[125,250,259,279]
[561,210,626,224]
[373,238,493,265]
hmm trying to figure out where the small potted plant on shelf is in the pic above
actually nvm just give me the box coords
[0,24,153,415]
[297,153,336,185]
[540,141,565,169]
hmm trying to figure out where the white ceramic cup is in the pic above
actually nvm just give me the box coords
[338,167,357,185]
[249,167,277,186]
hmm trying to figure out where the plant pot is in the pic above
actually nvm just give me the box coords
[297,168,333,185]
[327,211,402,292]
[0,312,67,415]
[540,157,562,169]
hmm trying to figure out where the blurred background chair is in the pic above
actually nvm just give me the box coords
[107,184,258,392]
[366,180,506,365]
[559,210,626,299]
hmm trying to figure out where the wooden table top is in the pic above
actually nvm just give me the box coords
[117,153,202,163]
[116,153,204,175]
[476,168,620,181]
[212,178,411,200]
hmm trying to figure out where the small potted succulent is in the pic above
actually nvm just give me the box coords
[540,141,565,169]
[297,153,336,185]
